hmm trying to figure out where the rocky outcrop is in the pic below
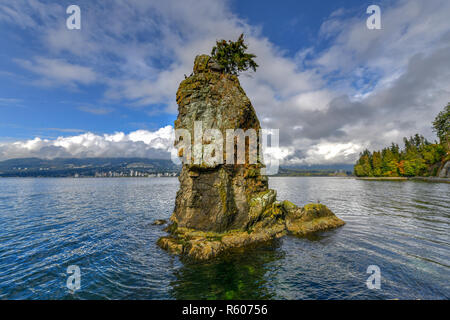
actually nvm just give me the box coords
[284,203,346,236]
[172,54,268,233]
[158,201,345,261]
[157,54,345,260]
[152,219,167,226]
[438,161,450,178]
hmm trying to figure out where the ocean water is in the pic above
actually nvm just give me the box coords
[0,177,448,300]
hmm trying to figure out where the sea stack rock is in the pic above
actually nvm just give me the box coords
[173,54,271,233]
[157,55,345,260]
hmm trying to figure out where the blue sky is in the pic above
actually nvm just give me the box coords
[0,0,365,138]
[0,0,449,163]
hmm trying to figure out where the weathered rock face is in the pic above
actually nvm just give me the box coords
[438,161,450,178]
[172,54,270,233]
[158,55,345,260]
[158,201,345,261]
[173,166,270,232]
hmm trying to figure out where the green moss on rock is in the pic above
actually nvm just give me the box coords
[193,55,211,74]
[285,203,345,237]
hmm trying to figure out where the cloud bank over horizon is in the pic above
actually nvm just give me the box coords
[0,126,175,161]
[0,0,449,164]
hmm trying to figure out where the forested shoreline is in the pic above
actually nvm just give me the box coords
[354,103,449,177]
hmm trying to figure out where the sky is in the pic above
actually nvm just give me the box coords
[0,0,449,164]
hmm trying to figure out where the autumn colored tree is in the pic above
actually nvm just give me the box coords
[372,151,382,176]
[382,148,399,176]
[354,134,443,177]
[354,149,373,177]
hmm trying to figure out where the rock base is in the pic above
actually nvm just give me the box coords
[157,202,345,261]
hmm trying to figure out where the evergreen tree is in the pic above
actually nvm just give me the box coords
[381,148,399,176]
[432,103,450,150]
[372,151,382,176]
[354,149,373,176]
[211,34,259,75]
[355,135,443,177]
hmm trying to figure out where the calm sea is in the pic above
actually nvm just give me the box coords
[0,177,448,299]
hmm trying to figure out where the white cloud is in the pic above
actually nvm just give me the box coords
[289,90,334,112]
[314,0,450,75]
[15,57,97,87]
[304,142,364,164]
[1,0,449,164]
[0,126,175,161]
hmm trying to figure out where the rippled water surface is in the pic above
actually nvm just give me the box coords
[0,177,448,299]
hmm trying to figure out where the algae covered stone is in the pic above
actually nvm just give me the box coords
[285,203,345,237]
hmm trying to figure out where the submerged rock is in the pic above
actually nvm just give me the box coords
[158,54,345,260]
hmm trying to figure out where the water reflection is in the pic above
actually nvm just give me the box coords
[0,177,448,299]
[170,240,285,300]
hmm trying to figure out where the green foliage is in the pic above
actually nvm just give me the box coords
[381,147,399,176]
[354,149,374,176]
[372,151,382,176]
[354,135,445,177]
[355,106,449,177]
[433,103,450,149]
[211,34,258,75]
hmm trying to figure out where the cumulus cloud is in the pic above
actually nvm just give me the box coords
[0,0,449,164]
[244,0,450,164]
[0,126,175,161]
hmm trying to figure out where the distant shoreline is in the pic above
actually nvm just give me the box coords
[356,177,407,181]
[0,176,176,179]
[1,175,449,183]
[356,176,450,183]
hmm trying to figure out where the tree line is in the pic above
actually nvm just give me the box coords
[354,103,450,177]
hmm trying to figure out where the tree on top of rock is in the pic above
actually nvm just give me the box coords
[211,33,258,75]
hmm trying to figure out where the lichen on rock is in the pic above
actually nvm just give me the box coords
[157,54,345,260]
[284,203,345,236]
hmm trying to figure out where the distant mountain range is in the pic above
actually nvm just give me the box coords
[0,157,354,177]
[0,157,180,177]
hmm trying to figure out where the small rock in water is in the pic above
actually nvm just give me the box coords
[152,219,167,226]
